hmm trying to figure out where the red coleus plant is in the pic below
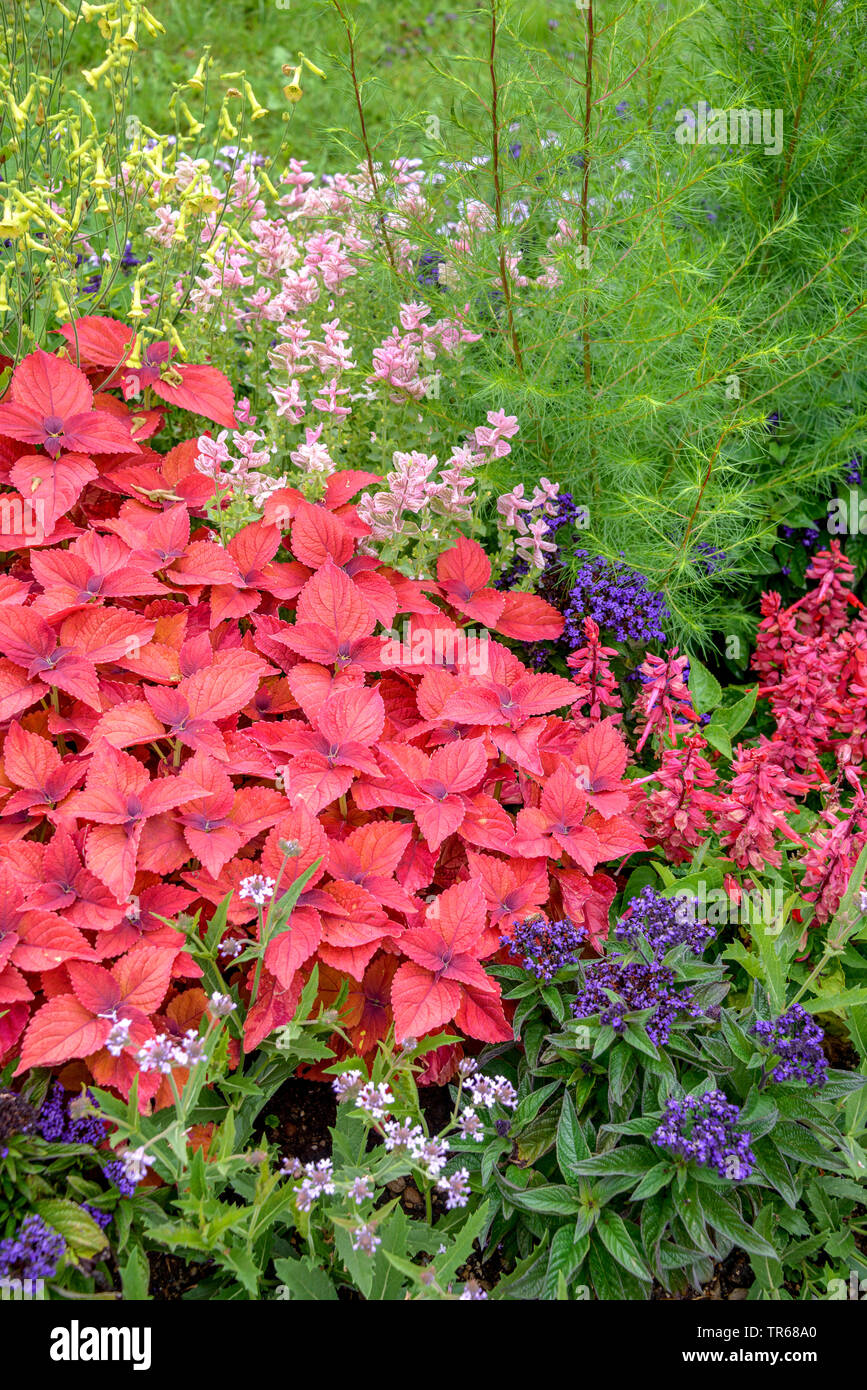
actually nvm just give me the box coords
[0,317,647,1106]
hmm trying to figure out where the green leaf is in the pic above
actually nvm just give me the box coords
[752,1138,799,1209]
[772,1122,849,1173]
[493,1172,583,1216]
[597,1211,652,1283]
[688,655,722,713]
[274,1256,339,1301]
[512,1080,561,1132]
[218,1243,260,1297]
[119,1245,151,1301]
[713,685,758,737]
[571,1146,658,1178]
[608,1043,637,1106]
[700,1189,779,1259]
[556,1088,590,1184]
[491,1235,551,1300]
[514,1106,559,1165]
[543,1223,587,1299]
[703,723,732,759]
[630,1162,675,1200]
[33,1199,108,1259]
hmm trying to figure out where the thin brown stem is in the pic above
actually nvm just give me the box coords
[489,0,523,373]
[332,0,397,272]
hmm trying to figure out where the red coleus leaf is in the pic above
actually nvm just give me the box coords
[15,995,110,1073]
[512,763,601,872]
[0,349,141,458]
[1,721,87,815]
[276,561,377,667]
[0,605,101,709]
[22,827,125,930]
[149,362,238,430]
[436,535,505,627]
[494,589,564,641]
[467,850,549,925]
[290,501,354,569]
[9,452,98,534]
[64,742,212,899]
[391,879,492,1040]
[57,316,137,373]
[572,718,632,817]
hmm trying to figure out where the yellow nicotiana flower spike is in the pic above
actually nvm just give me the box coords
[186,51,210,93]
[0,276,10,314]
[92,149,112,190]
[282,65,303,103]
[82,54,115,90]
[243,81,269,121]
[218,105,239,140]
[258,170,281,200]
[139,7,166,37]
[128,279,146,321]
[298,52,326,79]
[119,13,139,48]
[179,101,204,136]
[166,323,186,356]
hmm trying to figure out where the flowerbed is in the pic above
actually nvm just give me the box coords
[1,0,867,1310]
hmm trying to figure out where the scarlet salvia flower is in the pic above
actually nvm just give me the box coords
[566,618,623,725]
[798,541,858,640]
[718,739,812,872]
[645,733,721,863]
[798,800,867,924]
[634,649,700,754]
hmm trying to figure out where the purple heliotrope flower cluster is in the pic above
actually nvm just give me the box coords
[614,886,715,958]
[103,1159,137,1198]
[751,1004,828,1088]
[572,956,702,1045]
[503,914,586,982]
[0,1215,66,1281]
[36,1083,106,1146]
[563,550,670,645]
[81,1203,113,1231]
[0,1091,36,1154]
[653,1090,755,1179]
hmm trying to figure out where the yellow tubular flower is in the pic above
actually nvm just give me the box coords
[243,81,269,121]
[186,52,210,93]
[140,7,166,37]
[179,101,204,136]
[128,279,146,321]
[282,66,303,104]
[299,52,326,79]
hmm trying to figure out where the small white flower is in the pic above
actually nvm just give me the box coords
[120,1145,155,1184]
[438,1168,471,1210]
[209,991,235,1017]
[347,1175,374,1205]
[239,874,276,906]
[106,1018,132,1056]
[351,1222,381,1254]
[458,1107,485,1142]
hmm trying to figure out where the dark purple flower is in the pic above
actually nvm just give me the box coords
[0,1215,66,1280]
[103,1159,137,1198]
[653,1090,755,1178]
[614,885,714,957]
[503,915,586,982]
[81,1204,113,1230]
[37,1083,106,1147]
[0,1091,36,1144]
[751,1004,828,1087]
[563,550,670,646]
[572,956,701,1045]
